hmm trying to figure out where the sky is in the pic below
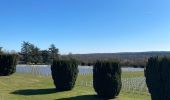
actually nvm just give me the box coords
[0,0,170,54]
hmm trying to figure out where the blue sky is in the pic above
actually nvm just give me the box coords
[0,0,170,54]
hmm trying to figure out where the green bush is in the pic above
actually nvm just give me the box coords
[51,60,79,91]
[0,54,18,76]
[145,57,170,100]
[93,61,122,99]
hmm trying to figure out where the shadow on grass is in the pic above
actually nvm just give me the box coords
[56,95,108,100]
[11,88,59,95]
[12,89,116,100]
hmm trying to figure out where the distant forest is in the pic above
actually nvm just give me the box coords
[1,42,170,67]
[65,52,170,67]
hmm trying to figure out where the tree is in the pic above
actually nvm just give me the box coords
[30,46,42,64]
[0,47,3,54]
[49,44,59,62]
[21,41,33,63]
[21,42,59,64]
[21,41,42,64]
[41,50,50,64]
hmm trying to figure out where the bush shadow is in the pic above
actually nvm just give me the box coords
[56,95,112,100]
[11,88,62,95]
[11,89,117,100]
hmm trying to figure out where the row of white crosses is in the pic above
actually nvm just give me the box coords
[77,74,149,95]
[17,66,149,95]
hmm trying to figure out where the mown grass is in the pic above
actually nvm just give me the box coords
[0,71,150,100]
[122,71,144,78]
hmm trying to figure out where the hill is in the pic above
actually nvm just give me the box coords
[67,51,170,67]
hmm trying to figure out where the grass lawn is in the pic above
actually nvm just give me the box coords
[0,72,151,100]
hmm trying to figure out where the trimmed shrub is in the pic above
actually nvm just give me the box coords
[0,54,18,76]
[51,60,79,91]
[145,57,170,100]
[93,61,122,99]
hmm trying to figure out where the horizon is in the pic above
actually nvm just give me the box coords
[0,0,170,54]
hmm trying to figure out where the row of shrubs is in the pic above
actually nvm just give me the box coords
[51,57,170,100]
[51,60,122,99]
[0,54,121,99]
[1,54,170,100]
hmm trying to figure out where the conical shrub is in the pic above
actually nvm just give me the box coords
[145,57,170,100]
[0,54,18,76]
[51,60,79,91]
[93,61,122,99]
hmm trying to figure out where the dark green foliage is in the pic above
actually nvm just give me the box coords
[21,41,32,63]
[21,41,43,64]
[145,57,170,100]
[41,50,50,64]
[51,60,78,91]
[49,44,59,63]
[87,62,93,66]
[93,61,122,99]
[0,47,3,54]
[20,42,59,64]
[0,54,18,76]
[30,46,42,64]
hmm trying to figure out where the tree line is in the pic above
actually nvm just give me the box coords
[1,42,170,67]
[20,41,59,64]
